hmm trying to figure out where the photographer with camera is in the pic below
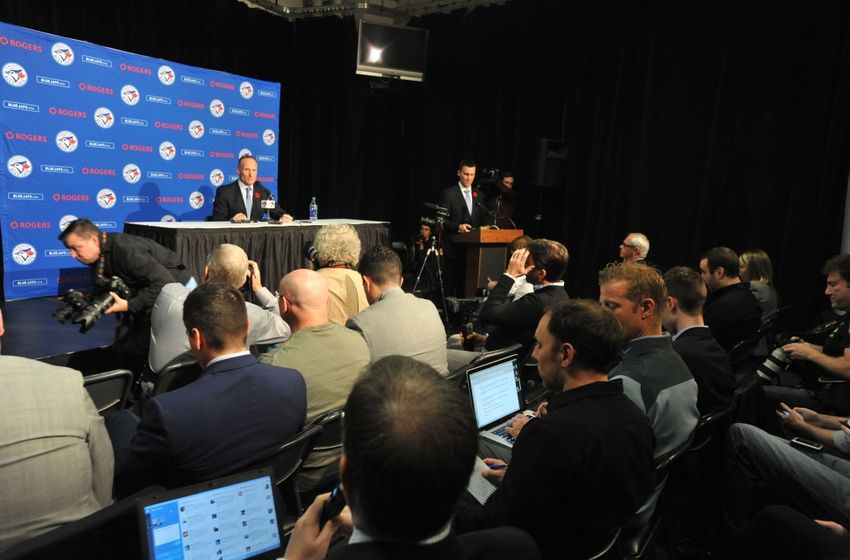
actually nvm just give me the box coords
[480,169,518,229]
[760,254,850,414]
[59,218,193,375]
[306,223,369,326]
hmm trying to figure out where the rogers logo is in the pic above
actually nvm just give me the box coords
[177,99,204,109]
[5,131,48,142]
[178,173,204,180]
[156,196,185,203]
[79,82,113,95]
[210,80,235,91]
[48,107,87,118]
[158,65,175,85]
[10,221,51,230]
[3,62,28,87]
[263,129,276,146]
[236,130,259,139]
[253,111,275,119]
[81,167,116,176]
[155,121,184,130]
[55,131,79,153]
[209,151,233,159]
[119,63,152,75]
[0,36,43,53]
[51,42,74,65]
[52,193,90,202]
[122,144,153,153]
[240,81,254,99]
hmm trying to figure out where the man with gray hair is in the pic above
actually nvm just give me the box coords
[148,243,290,373]
[620,232,650,265]
[311,223,369,325]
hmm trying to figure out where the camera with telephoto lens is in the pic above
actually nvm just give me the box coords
[756,339,793,382]
[304,243,319,267]
[54,276,132,333]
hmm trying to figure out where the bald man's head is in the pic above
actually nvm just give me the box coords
[278,269,329,329]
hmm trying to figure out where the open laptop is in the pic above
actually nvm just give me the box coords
[138,468,284,560]
[466,354,534,449]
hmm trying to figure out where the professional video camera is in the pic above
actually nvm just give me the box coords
[445,296,487,334]
[478,168,500,184]
[54,276,132,333]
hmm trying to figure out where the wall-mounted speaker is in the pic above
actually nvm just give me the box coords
[530,138,567,188]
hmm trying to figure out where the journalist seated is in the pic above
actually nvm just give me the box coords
[283,356,540,560]
[759,254,850,414]
[308,223,369,326]
[469,239,570,351]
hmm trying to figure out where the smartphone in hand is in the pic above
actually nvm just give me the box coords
[319,486,346,529]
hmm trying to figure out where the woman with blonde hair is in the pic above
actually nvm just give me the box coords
[740,249,778,319]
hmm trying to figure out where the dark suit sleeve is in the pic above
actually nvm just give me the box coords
[111,237,182,315]
[211,184,235,221]
[115,399,171,498]
[479,275,543,329]
[438,187,462,233]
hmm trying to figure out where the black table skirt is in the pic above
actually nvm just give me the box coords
[123,221,391,289]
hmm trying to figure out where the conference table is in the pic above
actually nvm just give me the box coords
[124,219,390,288]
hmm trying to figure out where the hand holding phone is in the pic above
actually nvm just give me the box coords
[319,486,346,530]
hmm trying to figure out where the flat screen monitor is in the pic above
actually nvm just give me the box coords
[356,20,428,82]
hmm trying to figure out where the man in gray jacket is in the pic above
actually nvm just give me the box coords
[347,246,449,375]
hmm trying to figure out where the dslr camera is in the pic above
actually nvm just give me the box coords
[54,276,132,333]
[756,336,795,382]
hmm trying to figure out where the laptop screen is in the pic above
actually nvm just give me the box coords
[467,354,523,429]
[139,468,283,560]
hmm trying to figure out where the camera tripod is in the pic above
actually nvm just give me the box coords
[412,215,449,327]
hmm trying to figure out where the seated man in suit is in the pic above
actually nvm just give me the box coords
[347,245,448,375]
[699,246,762,352]
[284,356,540,560]
[260,269,371,490]
[475,238,570,351]
[0,356,113,552]
[112,282,306,498]
[662,266,737,415]
[148,243,291,374]
[455,301,655,559]
[210,154,292,222]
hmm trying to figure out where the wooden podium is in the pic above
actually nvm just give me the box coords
[451,228,524,297]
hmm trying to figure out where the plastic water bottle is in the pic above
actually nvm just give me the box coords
[308,197,318,222]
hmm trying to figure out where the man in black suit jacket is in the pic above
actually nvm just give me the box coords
[282,356,540,560]
[437,158,485,296]
[111,282,306,498]
[476,239,570,350]
[211,154,292,221]
[663,266,736,415]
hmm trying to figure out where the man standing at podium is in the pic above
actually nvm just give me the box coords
[211,154,292,222]
[438,158,485,297]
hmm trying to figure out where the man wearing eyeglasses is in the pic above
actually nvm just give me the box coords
[619,232,651,265]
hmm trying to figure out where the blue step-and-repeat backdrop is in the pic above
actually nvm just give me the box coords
[0,21,281,300]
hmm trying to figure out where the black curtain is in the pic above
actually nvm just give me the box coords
[3,0,849,328]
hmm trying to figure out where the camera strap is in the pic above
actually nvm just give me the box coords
[96,232,107,280]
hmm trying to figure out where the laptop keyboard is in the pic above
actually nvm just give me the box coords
[492,425,515,443]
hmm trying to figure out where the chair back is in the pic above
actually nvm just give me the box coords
[310,408,344,453]
[83,369,133,415]
[151,354,202,396]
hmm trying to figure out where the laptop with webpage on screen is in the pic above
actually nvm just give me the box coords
[466,354,535,449]
[138,468,284,560]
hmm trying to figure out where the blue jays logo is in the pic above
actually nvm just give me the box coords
[3,62,28,87]
[94,107,115,129]
[59,215,78,231]
[55,131,79,153]
[189,191,205,209]
[209,169,224,186]
[7,156,33,178]
[51,42,74,66]
[240,81,254,99]
[159,141,176,161]
[123,164,142,184]
[12,243,36,266]
[96,188,117,209]
[121,85,140,106]
[161,215,176,222]
[188,120,205,139]
[238,148,252,160]
[209,99,225,118]
[158,65,175,86]
[263,129,276,146]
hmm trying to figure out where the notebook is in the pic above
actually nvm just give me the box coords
[138,468,284,560]
[466,354,533,449]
